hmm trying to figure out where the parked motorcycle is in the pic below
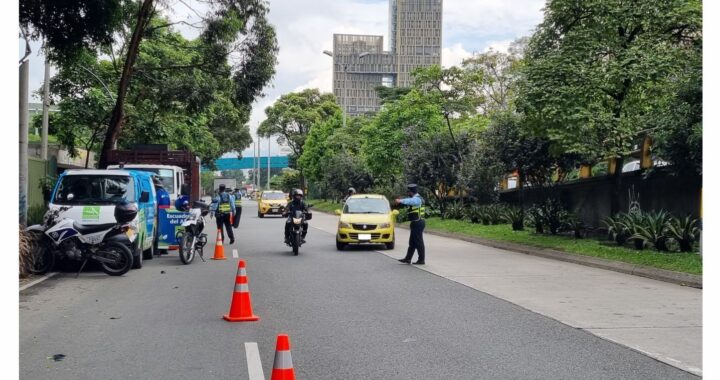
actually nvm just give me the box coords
[285,206,312,256]
[25,203,137,276]
[177,200,209,264]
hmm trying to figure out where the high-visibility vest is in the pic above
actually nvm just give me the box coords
[407,196,425,221]
[234,195,242,207]
[218,193,232,213]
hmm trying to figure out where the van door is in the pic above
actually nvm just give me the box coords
[138,175,156,248]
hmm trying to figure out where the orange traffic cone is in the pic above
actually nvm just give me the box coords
[211,229,226,260]
[271,334,295,380]
[223,260,259,322]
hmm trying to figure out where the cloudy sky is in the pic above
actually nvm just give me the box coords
[20,0,546,159]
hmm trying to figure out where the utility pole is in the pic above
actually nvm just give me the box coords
[252,140,256,191]
[267,137,271,189]
[19,59,29,225]
[41,59,50,160]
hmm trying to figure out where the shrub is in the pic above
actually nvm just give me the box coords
[630,210,672,251]
[503,207,524,231]
[19,225,32,278]
[538,198,565,235]
[486,204,505,225]
[619,212,648,250]
[603,214,629,245]
[561,213,585,239]
[443,202,465,220]
[465,204,483,224]
[666,216,701,252]
[526,205,544,234]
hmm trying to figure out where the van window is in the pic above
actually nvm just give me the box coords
[54,175,136,205]
[125,167,175,193]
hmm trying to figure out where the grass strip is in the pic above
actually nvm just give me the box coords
[408,218,702,275]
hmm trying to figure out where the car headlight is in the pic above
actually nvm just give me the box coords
[339,222,351,229]
[378,223,391,229]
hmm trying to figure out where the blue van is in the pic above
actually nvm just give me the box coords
[49,169,158,269]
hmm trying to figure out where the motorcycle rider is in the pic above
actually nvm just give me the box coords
[283,189,309,244]
[210,183,236,244]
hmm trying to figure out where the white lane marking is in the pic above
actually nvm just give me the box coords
[245,342,265,380]
[19,272,59,292]
[232,249,239,258]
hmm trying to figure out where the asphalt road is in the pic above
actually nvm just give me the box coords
[20,202,698,379]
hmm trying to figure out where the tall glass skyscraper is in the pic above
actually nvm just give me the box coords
[331,0,442,116]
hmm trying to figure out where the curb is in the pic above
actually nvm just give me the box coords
[396,224,702,289]
[19,272,59,292]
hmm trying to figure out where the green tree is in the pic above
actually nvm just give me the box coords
[20,0,122,63]
[360,89,444,184]
[95,0,279,167]
[258,89,341,160]
[518,0,702,213]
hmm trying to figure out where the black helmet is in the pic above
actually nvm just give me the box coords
[292,189,304,197]
[219,183,226,191]
[348,187,356,195]
[114,200,138,224]
[407,183,418,193]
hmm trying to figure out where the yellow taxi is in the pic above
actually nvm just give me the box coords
[257,190,287,217]
[334,194,399,250]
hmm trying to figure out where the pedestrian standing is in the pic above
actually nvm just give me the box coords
[395,184,426,265]
[210,184,236,244]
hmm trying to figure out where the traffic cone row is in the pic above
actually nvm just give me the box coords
[223,260,259,322]
[221,260,297,378]
[211,229,226,260]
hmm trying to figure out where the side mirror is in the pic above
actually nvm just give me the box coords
[392,209,399,216]
[334,209,342,216]
[139,191,150,203]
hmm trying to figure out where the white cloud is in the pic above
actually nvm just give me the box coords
[443,0,545,44]
[442,43,472,68]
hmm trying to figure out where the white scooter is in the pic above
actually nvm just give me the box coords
[177,200,209,264]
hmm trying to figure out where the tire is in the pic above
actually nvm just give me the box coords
[292,233,299,256]
[26,232,54,275]
[132,242,143,269]
[97,241,133,276]
[179,233,196,265]
[336,238,346,251]
[258,211,264,218]
[385,238,395,250]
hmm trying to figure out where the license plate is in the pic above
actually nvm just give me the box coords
[272,208,278,212]
[358,233,371,241]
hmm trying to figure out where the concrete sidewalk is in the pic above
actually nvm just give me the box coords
[310,212,702,376]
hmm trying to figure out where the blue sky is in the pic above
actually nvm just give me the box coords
[19,0,546,159]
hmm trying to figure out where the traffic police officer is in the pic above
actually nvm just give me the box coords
[210,184,236,244]
[232,188,243,228]
[395,184,426,265]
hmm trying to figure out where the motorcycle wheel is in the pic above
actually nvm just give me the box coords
[97,241,133,276]
[292,232,300,256]
[25,231,54,275]
[179,233,195,265]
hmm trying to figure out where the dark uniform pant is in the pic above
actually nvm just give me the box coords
[404,219,425,262]
[216,213,234,242]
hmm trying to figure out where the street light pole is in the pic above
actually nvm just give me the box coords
[267,137,271,189]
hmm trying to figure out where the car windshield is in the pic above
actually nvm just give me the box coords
[263,192,285,200]
[53,175,135,205]
[124,168,174,193]
[344,198,389,214]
